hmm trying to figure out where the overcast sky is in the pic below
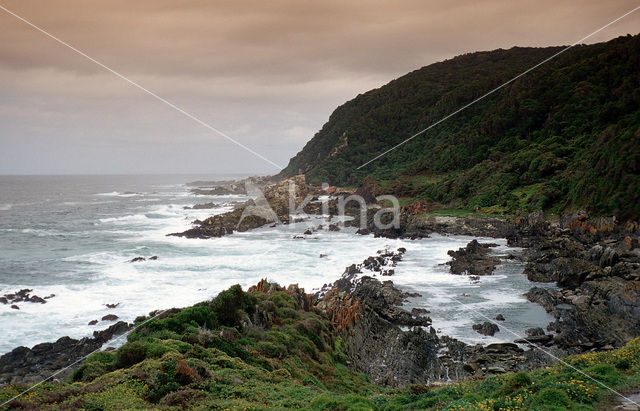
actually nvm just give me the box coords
[0,0,638,175]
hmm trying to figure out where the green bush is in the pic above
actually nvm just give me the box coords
[257,340,287,358]
[531,387,572,408]
[210,284,255,327]
[499,371,532,395]
[114,341,147,369]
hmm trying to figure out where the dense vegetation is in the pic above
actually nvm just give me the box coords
[2,283,640,410]
[279,34,640,219]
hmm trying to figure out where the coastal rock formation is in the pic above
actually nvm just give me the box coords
[472,321,500,336]
[0,321,132,385]
[0,289,50,306]
[447,240,500,275]
[170,175,310,239]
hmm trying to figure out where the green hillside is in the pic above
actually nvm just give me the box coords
[278,34,640,219]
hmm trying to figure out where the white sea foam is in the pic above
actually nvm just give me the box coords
[0,185,556,354]
[95,191,141,197]
[0,204,12,211]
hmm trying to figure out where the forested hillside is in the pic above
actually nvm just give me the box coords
[278,34,640,219]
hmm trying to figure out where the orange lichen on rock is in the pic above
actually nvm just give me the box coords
[403,201,431,215]
[248,278,269,293]
[326,297,361,330]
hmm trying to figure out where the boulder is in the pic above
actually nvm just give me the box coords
[472,321,500,336]
[447,240,500,275]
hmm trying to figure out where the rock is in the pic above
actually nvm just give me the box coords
[303,229,312,235]
[319,254,328,258]
[624,236,638,250]
[328,224,340,231]
[495,314,505,321]
[148,256,158,261]
[105,303,119,309]
[2,289,49,305]
[354,177,378,204]
[472,322,500,336]
[130,257,146,263]
[600,247,620,268]
[183,202,220,210]
[514,334,554,345]
[170,176,309,239]
[447,240,500,275]
[356,228,371,235]
[88,320,98,325]
[525,327,545,337]
[101,314,119,322]
[0,321,132,385]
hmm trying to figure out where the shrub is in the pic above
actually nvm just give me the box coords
[584,363,623,385]
[210,284,255,327]
[114,341,147,369]
[615,358,631,371]
[257,341,287,358]
[531,387,572,408]
[499,371,532,395]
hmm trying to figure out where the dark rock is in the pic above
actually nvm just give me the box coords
[10,305,19,310]
[105,303,119,309]
[148,256,158,261]
[0,321,132,385]
[88,320,98,325]
[328,224,340,231]
[472,321,500,336]
[101,314,119,322]
[170,176,309,239]
[356,228,371,235]
[514,334,553,345]
[183,202,220,210]
[525,327,545,337]
[447,240,500,275]
[130,257,146,263]
[303,229,312,235]
[495,314,505,321]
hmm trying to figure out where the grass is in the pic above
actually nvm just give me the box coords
[2,283,640,410]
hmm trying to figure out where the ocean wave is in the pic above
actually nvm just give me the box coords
[0,204,12,211]
[99,214,151,224]
[95,191,141,197]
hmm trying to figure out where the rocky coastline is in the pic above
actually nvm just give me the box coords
[2,178,639,391]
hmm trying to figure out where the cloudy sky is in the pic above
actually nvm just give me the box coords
[0,0,638,175]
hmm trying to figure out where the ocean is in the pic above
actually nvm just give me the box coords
[0,174,554,355]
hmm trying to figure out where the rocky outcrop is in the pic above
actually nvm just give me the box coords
[472,321,500,336]
[447,240,500,275]
[314,253,559,386]
[0,289,52,306]
[0,321,132,386]
[170,175,310,239]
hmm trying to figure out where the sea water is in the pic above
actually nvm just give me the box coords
[0,175,554,354]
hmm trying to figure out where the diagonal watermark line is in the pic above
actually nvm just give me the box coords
[447,295,640,407]
[0,239,285,406]
[357,4,640,170]
[0,3,284,171]
[0,307,169,407]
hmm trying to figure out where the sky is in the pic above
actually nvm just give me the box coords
[0,0,638,175]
